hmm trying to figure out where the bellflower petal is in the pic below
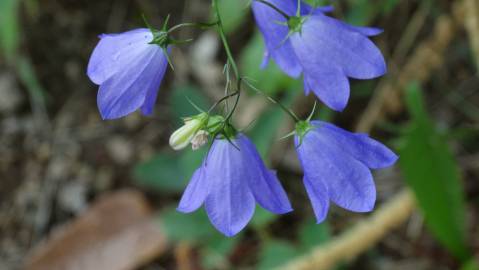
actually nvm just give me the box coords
[303,65,350,111]
[87,29,152,85]
[177,169,208,213]
[252,0,301,77]
[178,134,292,237]
[87,28,169,119]
[294,15,387,79]
[241,137,293,214]
[295,121,397,222]
[303,174,330,223]
[203,138,255,237]
[312,121,399,169]
[253,0,386,111]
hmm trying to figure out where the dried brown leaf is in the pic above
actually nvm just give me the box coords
[25,189,167,270]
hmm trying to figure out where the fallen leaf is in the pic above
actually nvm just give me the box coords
[25,189,167,270]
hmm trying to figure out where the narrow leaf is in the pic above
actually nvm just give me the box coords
[399,83,469,260]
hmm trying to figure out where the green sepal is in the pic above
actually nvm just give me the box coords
[287,15,307,34]
[295,120,314,147]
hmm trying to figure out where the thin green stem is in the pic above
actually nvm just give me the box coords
[244,79,300,122]
[210,0,298,125]
[167,21,219,34]
[212,0,242,123]
[255,0,290,19]
[207,91,239,114]
[212,1,239,78]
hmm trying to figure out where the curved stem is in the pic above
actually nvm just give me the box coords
[167,21,219,34]
[212,0,239,78]
[207,91,239,113]
[212,0,242,123]
[244,79,300,122]
[255,0,290,20]
[210,0,297,124]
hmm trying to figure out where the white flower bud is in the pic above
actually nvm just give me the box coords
[191,130,209,150]
[169,113,208,151]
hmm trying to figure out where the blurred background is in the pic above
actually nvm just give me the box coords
[0,0,478,269]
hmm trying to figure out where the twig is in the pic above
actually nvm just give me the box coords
[356,1,465,133]
[278,189,416,270]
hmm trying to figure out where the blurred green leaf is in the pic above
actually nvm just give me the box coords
[251,206,276,228]
[215,0,249,33]
[170,85,210,125]
[346,0,400,25]
[381,0,400,14]
[18,56,47,105]
[0,0,20,62]
[249,88,298,158]
[461,259,479,270]
[201,233,239,269]
[346,0,376,25]
[240,31,297,95]
[303,0,330,7]
[399,83,469,260]
[159,207,215,242]
[298,218,330,251]
[258,240,299,270]
[160,207,240,269]
[133,148,206,193]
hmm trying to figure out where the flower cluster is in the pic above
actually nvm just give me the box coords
[87,0,398,237]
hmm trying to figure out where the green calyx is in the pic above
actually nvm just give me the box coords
[144,14,193,50]
[222,122,237,141]
[206,115,237,141]
[149,31,170,47]
[205,115,225,135]
[295,120,313,141]
[204,114,237,139]
[287,16,306,34]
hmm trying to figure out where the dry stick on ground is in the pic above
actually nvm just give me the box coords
[279,190,416,270]
[356,1,465,133]
[278,2,468,270]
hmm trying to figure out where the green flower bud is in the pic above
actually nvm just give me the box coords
[169,113,208,151]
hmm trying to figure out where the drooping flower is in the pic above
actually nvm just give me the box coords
[252,0,386,111]
[178,133,293,237]
[87,28,169,119]
[294,120,398,223]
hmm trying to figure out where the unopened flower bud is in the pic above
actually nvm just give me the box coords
[169,113,208,151]
[191,130,209,150]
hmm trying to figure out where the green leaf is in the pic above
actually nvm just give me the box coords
[250,206,276,228]
[0,0,20,62]
[461,259,479,270]
[201,234,239,269]
[298,218,331,251]
[399,83,469,260]
[249,88,299,158]
[159,207,215,242]
[169,85,210,125]
[240,31,296,95]
[346,0,377,25]
[258,240,299,270]
[133,148,206,193]
[17,56,48,106]
[159,207,240,269]
[215,0,249,33]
